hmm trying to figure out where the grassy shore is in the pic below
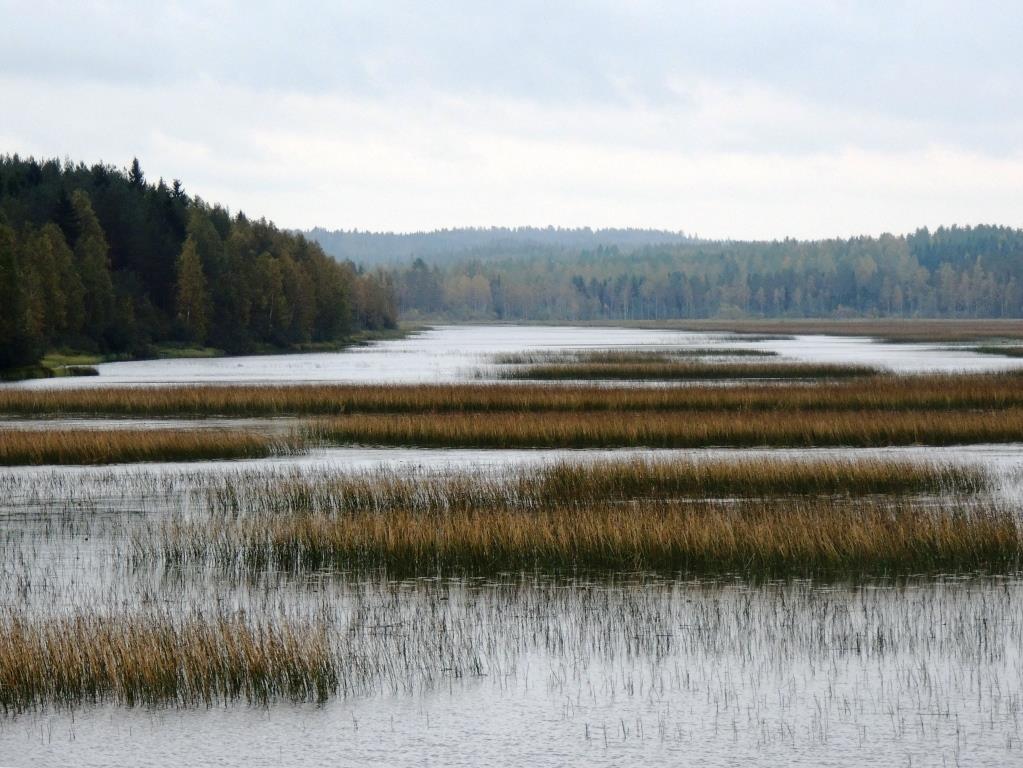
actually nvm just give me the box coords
[4,373,1023,417]
[308,408,1023,448]
[0,429,293,465]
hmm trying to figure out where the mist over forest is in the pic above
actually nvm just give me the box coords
[306,224,1023,322]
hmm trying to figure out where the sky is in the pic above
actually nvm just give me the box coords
[2,1,1022,239]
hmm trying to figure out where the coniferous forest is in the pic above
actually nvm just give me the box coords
[0,156,397,369]
[330,227,1023,322]
[4,154,1023,373]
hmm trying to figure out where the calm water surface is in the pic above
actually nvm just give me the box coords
[7,324,1023,389]
[3,324,1023,766]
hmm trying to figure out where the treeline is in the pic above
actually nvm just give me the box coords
[388,228,1023,321]
[306,226,694,266]
[0,156,396,369]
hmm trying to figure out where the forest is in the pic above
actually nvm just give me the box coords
[348,226,1023,321]
[0,156,396,369]
[305,226,694,266]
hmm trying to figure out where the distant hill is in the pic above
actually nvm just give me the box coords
[304,226,695,266]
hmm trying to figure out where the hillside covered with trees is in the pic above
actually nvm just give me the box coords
[0,156,396,370]
[305,226,694,266]
[377,227,1023,321]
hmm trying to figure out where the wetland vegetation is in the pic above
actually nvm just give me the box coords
[0,428,293,465]
[3,324,1023,766]
[490,352,878,381]
[4,371,1023,417]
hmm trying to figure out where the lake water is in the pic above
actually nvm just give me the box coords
[3,324,1023,767]
[8,324,1023,389]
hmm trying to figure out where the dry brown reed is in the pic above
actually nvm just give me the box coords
[0,612,334,712]
[492,349,778,364]
[307,408,1023,448]
[155,498,1021,576]
[496,360,878,380]
[0,428,292,465]
[972,346,1023,358]
[204,458,985,519]
[3,373,1023,417]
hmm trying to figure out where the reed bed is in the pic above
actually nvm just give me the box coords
[4,374,1023,417]
[972,345,1023,358]
[0,428,293,465]
[308,408,1023,449]
[151,497,1021,576]
[492,349,778,364]
[201,459,986,518]
[496,360,878,381]
[0,612,334,712]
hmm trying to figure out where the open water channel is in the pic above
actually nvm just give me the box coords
[2,325,1022,766]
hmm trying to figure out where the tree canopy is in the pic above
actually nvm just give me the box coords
[0,155,396,368]
[367,227,1023,321]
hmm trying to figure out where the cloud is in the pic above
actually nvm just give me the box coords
[2,1,1022,236]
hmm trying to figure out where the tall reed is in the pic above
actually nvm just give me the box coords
[3,374,1023,416]
[492,349,779,364]
[0,612,334,712]
[0,429,294,465]
[200,458,986,519]
[151,498,1021,576]
[496,360,878,381]
[307,408,1023,449]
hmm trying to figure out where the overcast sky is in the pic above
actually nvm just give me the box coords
[3,1,1021,238]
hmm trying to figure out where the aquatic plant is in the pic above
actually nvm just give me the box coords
[307,408,1023,449]
[3,373,1023,416]
[0,428,295,465]
[151,497,1021,576]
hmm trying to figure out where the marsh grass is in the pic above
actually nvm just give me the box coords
[492,349,779,365]
[152,497,1021,576]
[307,408,1023,448]
[0,428,294,465]
[147,458,1001,576]
[0,613,334,712]
[971,346,1023,358]
[201,459,986,519]
[4,374,1023,416]
[495,360,878,381]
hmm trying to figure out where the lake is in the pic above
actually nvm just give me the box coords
[2,324,1023,767]
[9,324,1023,390]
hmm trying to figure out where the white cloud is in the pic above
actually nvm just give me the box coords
[2,1,1022,237]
